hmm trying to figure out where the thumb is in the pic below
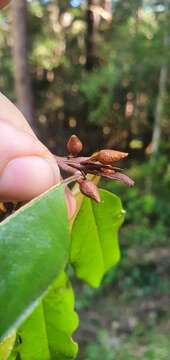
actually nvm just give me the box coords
[0,155,60,202]
[0,153,76,218]
[0,92,76,217]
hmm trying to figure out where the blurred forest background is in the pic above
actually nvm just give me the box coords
[0,0,170,359]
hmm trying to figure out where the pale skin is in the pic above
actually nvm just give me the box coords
[0,92,76,217]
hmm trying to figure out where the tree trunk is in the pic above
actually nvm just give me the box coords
[146,28,169,191]
[86,0,98,71]
[11,0,34,127]
[151,62,168,156]
[102,0,112,15]
[151,6,170,158]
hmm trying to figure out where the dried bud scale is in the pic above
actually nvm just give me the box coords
[111,172,135,187]
[78,179,101,203]
[67,135,83,156]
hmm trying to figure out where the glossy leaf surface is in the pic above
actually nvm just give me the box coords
[0,184,69,340]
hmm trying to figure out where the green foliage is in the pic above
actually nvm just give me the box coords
[0,184,69,339]
[42,272,78,360]
[102,154,170,249]
[1,0,170,156]
[17,305,51,360]
[1,0,170,358]
[17,272,78,360]
[84,330,170,360]
[80,65,120,124]
[71,189,124,287]
[0,185,124,359]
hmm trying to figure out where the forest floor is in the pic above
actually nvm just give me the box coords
[75,245,170,360]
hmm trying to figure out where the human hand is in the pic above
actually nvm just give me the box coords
[0,92,75,217]
[0,0,11,9]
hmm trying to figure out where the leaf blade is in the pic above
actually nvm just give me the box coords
[16,272,78,360]
[71,189,124,287]
[18,305,50,360]
[43,272,79,360]
[0,332,16,360]
[0,184,69,340]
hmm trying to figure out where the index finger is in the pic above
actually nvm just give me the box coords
[0,92,35,136]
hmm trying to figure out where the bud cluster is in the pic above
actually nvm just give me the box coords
[67,135,83,156]
[55,134,134,203]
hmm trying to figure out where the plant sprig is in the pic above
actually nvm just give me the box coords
[55,135,134,203]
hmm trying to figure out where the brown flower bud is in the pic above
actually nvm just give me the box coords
[111,172,134,186]
[67,135,83,156]
[91,149,128,164]
[79,179,101,203]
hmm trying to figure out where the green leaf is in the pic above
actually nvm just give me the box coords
[43,272,78,360]
[17,305,51,360]
[71,189,124,287]
[0,332,16,360]
[17,272,78,360]
[7,354,16,360]
[0,184,69,340]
